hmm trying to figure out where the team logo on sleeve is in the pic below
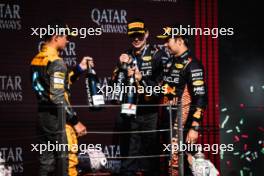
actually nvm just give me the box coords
[54,72,65,78]
[142,56,152,61]
[193,80,204,86]
[175,63,184,69]
[53,72,64,89]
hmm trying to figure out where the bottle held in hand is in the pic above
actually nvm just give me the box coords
[85,60,105,109]
[112,63,128,103]
[121,71,137,117]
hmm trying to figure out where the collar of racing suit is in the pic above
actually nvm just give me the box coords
[40,45,60,58]
[170,49,191,65]
[178,49,190,60]
[132,44,149,58]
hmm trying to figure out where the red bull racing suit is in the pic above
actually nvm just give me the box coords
[112,44,165,176]
[160,50,207,175]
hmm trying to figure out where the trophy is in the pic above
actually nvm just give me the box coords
[0,152,12,176]
[190,147,219,176]
[78,149,107,173]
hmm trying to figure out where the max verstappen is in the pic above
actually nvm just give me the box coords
[112,19,167,176]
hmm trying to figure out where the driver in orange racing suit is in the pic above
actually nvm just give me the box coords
[30,20,93,176]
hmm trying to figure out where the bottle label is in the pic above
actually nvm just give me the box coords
[121,103,137,115]
[85,77,93,105]
[92,95,105,106]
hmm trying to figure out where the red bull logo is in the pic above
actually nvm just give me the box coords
[163,84,176,95]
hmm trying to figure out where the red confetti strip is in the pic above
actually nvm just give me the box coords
[240,103,245,108]
[234,135,240,142]
[258,127,264,132]
[244,144,248,151]
[226,160,231,167]
[241,134,249,139]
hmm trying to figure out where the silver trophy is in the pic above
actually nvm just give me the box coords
[78,149,107,172]
[0,152,12,176]
[189,147,219,176]
[0,152,4,176]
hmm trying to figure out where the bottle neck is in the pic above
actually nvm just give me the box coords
[129,74,135,83]
[121,63,128,70]
[87,66,96,75]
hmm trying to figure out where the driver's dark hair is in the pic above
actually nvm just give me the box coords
[43,19,67,42]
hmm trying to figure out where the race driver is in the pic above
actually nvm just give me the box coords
[112,19,166,176]
[157,25,208,176]
[30,20,92,176]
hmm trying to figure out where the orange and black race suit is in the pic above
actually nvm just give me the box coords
[30,45,83,176]
[160,50,207,175]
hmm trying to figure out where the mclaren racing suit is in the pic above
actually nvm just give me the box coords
[160,50,207,175]
[112,44,165,176]
[30,45,83,176]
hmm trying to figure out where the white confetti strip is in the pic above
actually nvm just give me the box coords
[221,108,227,112]
[226,129,233,133]
[250,86,254,93]
[221,115,230,128]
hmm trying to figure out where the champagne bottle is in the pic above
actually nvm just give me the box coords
[112,63,128,103]
[121,71,137,117]
[85,60,105,109]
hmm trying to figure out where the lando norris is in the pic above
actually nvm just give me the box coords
[30,21,93,176]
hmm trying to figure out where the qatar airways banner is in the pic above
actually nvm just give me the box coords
[0,0,219,175]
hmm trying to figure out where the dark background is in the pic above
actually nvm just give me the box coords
[0,0,263,175]
[219,0,264,175]
[0,0,198,175]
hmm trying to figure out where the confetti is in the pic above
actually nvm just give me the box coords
[226,160,231,167]
[261,148,264,155]
[254,152,258,158]
[220,150,224,160]
[221,115,230,128]
[233,152,240,156]
[251,153,256,160]
[220,107,262,174]
[234,135,240,142]
[246,157,251,162]
[236,126,241,133]
[244,144,247,151]
[240,170,244,176]
[250,86,254,93]
[240,154,245,159]
[221,108,227,112]
[240,103,245,108]
[226,129,233,133]
[240,118,244,125]
[258,126,264,132]
[241,134,248,139]
[245,151,251,156]
[244,144,248,151]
